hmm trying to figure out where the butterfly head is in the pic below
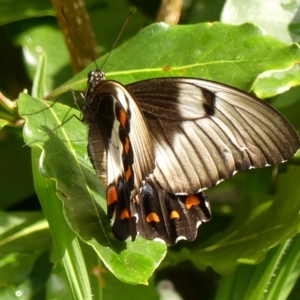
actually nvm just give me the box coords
[84,69,105,107]
[82,69,106,123]
[87,70,105,93]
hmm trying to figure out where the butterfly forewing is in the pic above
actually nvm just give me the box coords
[127,78,300,194]
[84,72,299,246]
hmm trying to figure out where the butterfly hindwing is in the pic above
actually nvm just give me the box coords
[135,176,211,245]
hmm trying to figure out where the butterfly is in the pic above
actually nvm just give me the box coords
[82,69,300,246]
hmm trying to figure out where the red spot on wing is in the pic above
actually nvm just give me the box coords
[107,185,118,206]
[120,209,130,220]
[118,109,127,128]
[124,137,130,154]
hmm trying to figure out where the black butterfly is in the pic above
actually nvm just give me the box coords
[82,69,299,246]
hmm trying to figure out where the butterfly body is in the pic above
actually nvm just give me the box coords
[83,70,299,246]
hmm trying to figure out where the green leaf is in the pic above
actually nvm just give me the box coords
[47,241,102,299]
[9,17,71,91]
[47,256,160,300]
[0,119,9,130]
[0,0,54,25]
[0,131,34,208]
[221,0,300,98]
[31,146,93,299]
[214,235,300,300]
[18,92,166,284]
[32,52,48,98]
[52,22,300,98]
[221,0,300,43]
[264,235,300,300]
[0,252,52,299]
[101,269,159,299]
[0,210,50,286]
[253,64,300,99]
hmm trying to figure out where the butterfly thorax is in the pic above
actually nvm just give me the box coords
[83,70,106,116]
[87,69,105,92]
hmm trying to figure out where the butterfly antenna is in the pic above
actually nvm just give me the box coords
[61,6,99,70]
[99,8,136,70]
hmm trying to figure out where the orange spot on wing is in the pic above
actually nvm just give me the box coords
[120,209,130,220]
[170,210,180,220]
[124,137,130,154]
[107,185,118,206]
[119,109,127,128]
[185,195,201,209]
[146,212,160,223]
[163,65,171,71]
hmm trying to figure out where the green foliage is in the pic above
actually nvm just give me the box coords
[1,0,300,299]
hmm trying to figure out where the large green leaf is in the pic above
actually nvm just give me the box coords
[19,92,166,285]
[0,210,50,286]
[0,0,54,25]
[221,0,300,43]
[50,22,300,98]
[221,0,300,100]
[253,64,300,99]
